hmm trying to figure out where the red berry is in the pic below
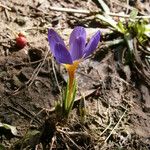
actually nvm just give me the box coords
[16,34,27,49]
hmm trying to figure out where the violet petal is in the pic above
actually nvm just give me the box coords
[70,37,85,61]
[69,26,86,46]
[48,29,65,55]
[83,31,100,58]
[54,43,73,64]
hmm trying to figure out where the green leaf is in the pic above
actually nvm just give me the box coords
[0,144,6,150]
[67,80,77,115]
[61,79,77,118]
[130,8,138,20]
[79,97,86,123]
[23,130,40,143]
[145,24,150,32]
[0,122,17,137]
[97,0,110,13]
[63,80,69,111]
[104,39,124,47]
[96,14,123,33]
[12,129,40,149]
[117,21,126,33]
[144,24,150,37]
[124,33,134,52]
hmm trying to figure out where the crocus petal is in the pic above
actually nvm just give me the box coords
[54,43,73,64]
[69,26,86,46]
[48,29,65,55]
[83,31,101,58]
[70,37,85,61]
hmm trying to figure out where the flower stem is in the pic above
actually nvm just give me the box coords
[67,69,75,107]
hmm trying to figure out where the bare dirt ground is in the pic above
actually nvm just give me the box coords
[0,0,150,149]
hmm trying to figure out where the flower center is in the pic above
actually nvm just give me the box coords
[64,60,80,89]
[64,61,80,73]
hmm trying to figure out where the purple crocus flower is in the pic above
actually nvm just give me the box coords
[48,26,100,65]
[48,26,100,91]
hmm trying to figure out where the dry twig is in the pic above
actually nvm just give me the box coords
[27,49,49,87]
[104,109,127,143]
[48,6,150,19]
[0,3,11,10]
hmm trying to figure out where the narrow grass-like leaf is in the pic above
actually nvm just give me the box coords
[143,24,150,37]
[103,39,124,47]
[124,33,134,52]
[67,80,77,115]
[79,96,86,123]
[97,0,110,13]
[117,21,126,33]
[130,8,138,20]
[63,80,69,112]
[96,14,123,33]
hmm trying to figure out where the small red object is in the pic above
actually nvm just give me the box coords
[16,33,27,49]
